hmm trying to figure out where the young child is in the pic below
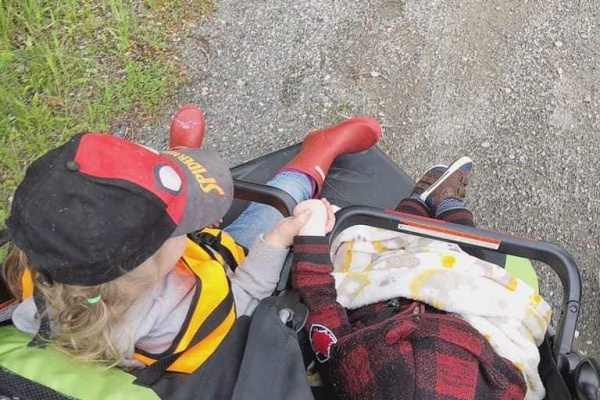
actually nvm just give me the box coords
[1,107,382,373]
[291,161,532,400]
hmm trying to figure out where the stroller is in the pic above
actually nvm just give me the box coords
[0,143,598,400]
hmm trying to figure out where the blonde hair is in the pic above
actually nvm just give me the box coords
[2,245,161,366]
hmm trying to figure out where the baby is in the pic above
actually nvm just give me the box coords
[291,196,528,400]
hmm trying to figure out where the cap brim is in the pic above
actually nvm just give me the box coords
[163,149,233,236]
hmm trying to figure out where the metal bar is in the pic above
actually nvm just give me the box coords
[330,206,582,358]
[233,179,297,217]
[232,179,298,292]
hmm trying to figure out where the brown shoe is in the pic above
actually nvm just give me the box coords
[411,165,447,197]
[417,156,473,210]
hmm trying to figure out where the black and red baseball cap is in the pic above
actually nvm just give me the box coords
[6,133,234,286]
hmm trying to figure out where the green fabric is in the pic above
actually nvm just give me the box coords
[504,255,539,293]
[0,326,159,400]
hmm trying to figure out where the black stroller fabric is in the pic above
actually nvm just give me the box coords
[539,337,572,400]
[224,145,414,225]
[149,316,250,399]
[0,367,74,400]
[150,297,313,400]
[230,297,312,400]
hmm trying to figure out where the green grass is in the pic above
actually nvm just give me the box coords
[0,0,213,229]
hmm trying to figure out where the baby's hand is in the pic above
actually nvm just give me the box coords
[293,198,336,236]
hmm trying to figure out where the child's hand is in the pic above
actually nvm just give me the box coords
[264,209,313,249]
[264,199,337,248]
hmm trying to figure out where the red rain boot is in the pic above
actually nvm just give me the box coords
[169,105,205,150]
[281,117,381,196]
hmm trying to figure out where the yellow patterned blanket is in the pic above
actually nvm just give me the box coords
[331,226,552,400]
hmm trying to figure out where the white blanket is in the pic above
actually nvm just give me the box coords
[331,225,552,400]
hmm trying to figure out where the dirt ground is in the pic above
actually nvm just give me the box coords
[139,0,600,357]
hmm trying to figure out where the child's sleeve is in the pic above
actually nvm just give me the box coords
[291,236,352,337]
[229,235,289,315]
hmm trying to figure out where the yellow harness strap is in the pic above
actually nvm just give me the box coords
[21,268,34,301]
[134,229,245,374]
[190,227,246,269]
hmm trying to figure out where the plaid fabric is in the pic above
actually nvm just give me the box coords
[292,236,526,400]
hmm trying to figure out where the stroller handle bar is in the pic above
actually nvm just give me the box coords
[331,206,581,359]
[233,179,298,218]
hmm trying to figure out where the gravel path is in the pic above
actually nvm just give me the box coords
[139,0,600,357]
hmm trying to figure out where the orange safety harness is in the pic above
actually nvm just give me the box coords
[133,228,246,375]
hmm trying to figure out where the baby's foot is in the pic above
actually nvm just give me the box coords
[410,164,448,199]
[413,157,473,214]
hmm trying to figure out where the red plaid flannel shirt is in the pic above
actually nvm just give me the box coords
[292,236,526,400]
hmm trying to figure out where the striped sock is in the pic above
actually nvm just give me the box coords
[395,197,432,217]
[410,193,428,206]
[435,198,465,217]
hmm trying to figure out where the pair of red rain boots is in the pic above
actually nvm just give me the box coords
[169,105,381,195]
